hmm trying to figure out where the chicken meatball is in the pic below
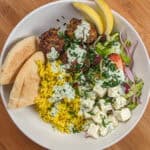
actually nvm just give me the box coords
[66,18,98,44]
[39,28,65,54]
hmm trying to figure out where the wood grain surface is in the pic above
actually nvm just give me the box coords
[0,0,150,150]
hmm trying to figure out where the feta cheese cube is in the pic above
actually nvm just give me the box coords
[94,111,107,124]
[81,98,95,111]
[83,120,93,131]
[92,113,102,124]
[87,92,97,100]
[86,123,100,139]
[92,106,101,115]
[93,83,107,97]
[113,96,127,110]
[108,115,119,127]
[84,112,92,119]
[108,86,120,98]
[99,111,107,118]
[115,108,131,122]
[99,126,108,136]
[99,99,113,113]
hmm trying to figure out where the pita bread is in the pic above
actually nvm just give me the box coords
[0,36,38,85]
[8,51,45,108]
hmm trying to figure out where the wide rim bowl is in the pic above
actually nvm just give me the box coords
[0,0,150,150]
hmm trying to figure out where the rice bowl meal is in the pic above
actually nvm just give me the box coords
[0,0,145,140]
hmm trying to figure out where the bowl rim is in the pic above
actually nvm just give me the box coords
[0,0,150,149]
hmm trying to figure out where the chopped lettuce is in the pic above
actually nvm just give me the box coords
[120,47,131,65]
[127,102,138,110]
[96,33,132,66]
[124,79,144,99]
[124,79,143,110]
[96,43,116,56]
[96,33,120,56]
[104,33,119,46]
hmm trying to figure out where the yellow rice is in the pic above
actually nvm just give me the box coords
[35,60,85,133]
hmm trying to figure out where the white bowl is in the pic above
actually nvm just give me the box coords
[0,0,150,149]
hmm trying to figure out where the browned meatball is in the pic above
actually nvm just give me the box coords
[66,18,98,44]
[39,28,65,54]
[66,18,82,38]
[59,52,68,64]
[87,24,98,43]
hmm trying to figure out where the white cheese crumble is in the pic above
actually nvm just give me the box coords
[92,113,102,124]
[74,20,90,42]
[98,99,112,113]
[115,108,131,122]
[84,112,92,119]
[46,47,59,61]
[92,106,101,115]
[50,83,75,102]
[108,86,120,98]
[86,123,99,139]
[108,115,119,127]
[81,98,95,112]
[67,44,87,64]
[113,96,127,110]
[99,126,109,136]
[93,81,107,97]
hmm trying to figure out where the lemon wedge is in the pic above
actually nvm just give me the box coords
[72,2,104,34]
[95,0,114,35]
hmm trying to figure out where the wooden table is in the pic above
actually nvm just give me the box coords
[0,0,149,149]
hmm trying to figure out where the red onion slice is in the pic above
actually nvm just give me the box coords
[120,30,127,42]
[124,66,135,82]
[123,82,130,94]
[120,31,130,56]
[129,40,138,68]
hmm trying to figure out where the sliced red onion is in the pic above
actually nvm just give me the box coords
[128,40,138,56]
[120,31,139,69]
[132,96,141,104]
[132,95,136,103]
[93,55,102,65]
[120,31,130,56]
[124,66,135,82]
[120,30,127,42]
[123,82,130,94]
[129,40,138,68]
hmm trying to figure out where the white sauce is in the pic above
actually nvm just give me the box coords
[46,47,59,61]
[112,42,121,54]
[108,69,125,82]
[74,20,90,42]
[51,61,59,73]
[50,107,58,117]
[67,44,87,64]
[51,83,75,102]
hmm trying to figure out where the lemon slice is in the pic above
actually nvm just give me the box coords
[72,2,104,34]
[95,0,114,35]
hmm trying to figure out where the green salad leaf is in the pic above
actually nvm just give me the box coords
[96,33,120,56]
[120,47,131,65]
[127,102,138,110]
[124,79,144,99]
[96,43,116,56]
